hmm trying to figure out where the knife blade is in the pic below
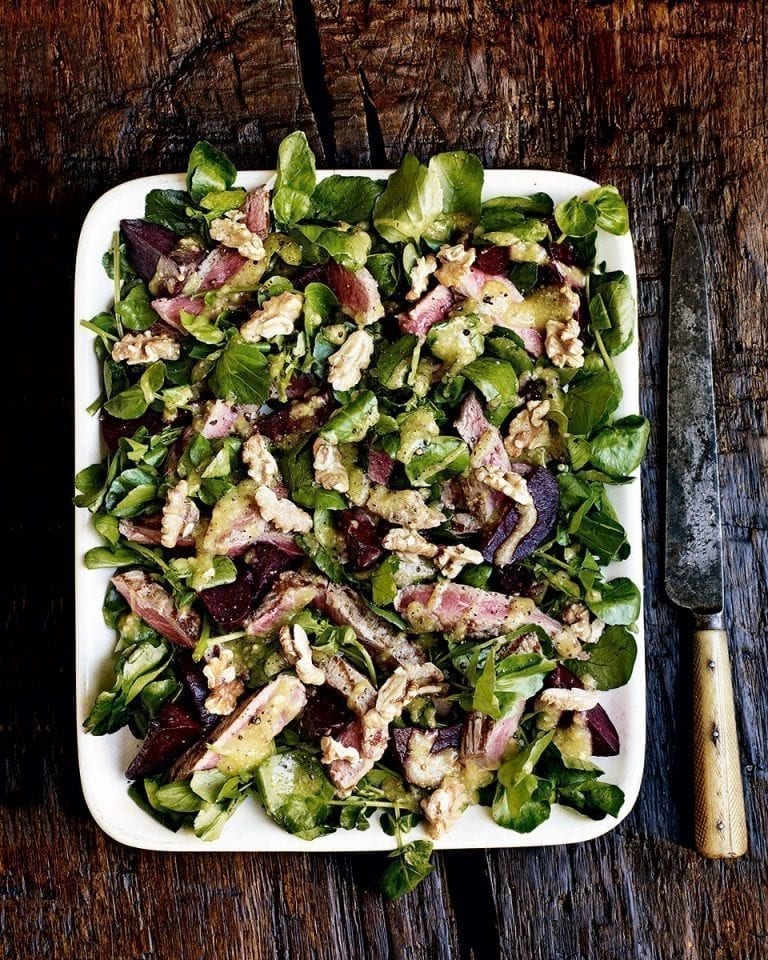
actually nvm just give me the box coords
[665,207,747,858]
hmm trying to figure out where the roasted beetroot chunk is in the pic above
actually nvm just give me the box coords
[586,703,620,757]
[173,652,219,733]
[100,408,165,453]
[246,543,300,598]
[199,572,255,631]
[481,466,559,566]
[339,508,383,571]
[120,219,178,283]
[294,685,354,740]
[545,664,620,757]
[475,244,510,275]
[125,702,202,779]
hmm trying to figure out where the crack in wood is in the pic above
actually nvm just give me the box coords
[293,0,336,164]
[358,65,387,166]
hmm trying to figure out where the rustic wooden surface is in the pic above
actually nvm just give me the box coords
[2,2,767,958]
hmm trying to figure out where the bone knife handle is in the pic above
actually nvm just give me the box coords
[692,628,748,858]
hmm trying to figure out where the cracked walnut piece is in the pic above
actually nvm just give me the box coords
[160,479,200,548]
[240,291,304,341]
[545,314,584,368]
[326,329,374,391]
[434,244,476,289]
[434,544,485,580]
[242,433,279,486]
[505,399,551,455]
[320,736,360,764]
[209,210,266,261]
[382,528,439,558]
[112,331,180,365]
[279,623,325,686]
[474,465,533,505]
[312,438,349,493]
[562,601,605,645]
[254,485,312,533]
[405,254,437,301]
[203,647,244,716]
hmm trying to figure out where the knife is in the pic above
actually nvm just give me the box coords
[665,207,748,858]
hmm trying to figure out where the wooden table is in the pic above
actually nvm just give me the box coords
[3,3,766,958]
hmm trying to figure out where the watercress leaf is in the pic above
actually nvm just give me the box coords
[589,270,635,355]
[178,308,224,345]
[589,415,649,477]
[321,390,379,444]
[366,252,400,298]
[84,637,172,734]
[199,188,246,217]
[93,512,120,546]
[311,174,385,223]
[586,577,641,626]
[428,150,484,233]
[380,840,435,900]
[480,194,553,233]
[405,436,470,486]
[372,556,400,607]
[376,334,419,389]
[305,225,372,271]
[186,141,237,202]
[564,368,622,435]
[462,357,519,425]
[554,197,598,238]
[473,649,501,719]
[144,188,197,235]
[575,508,628,564]
[84,545,146,569]
[586,185,629,236]
[255,750,334,837]
[492,773,552,832]
[74,463,107,509]
[485,331,535,373]
[296,533,345,582]
[565,624,637,689]
[153,780,205,814]
[303,282,339,331]
[272,131,317,227]
[193,798,244,840]
[115,282,158,332]
[209,335,270,405]
[373,154,444,244]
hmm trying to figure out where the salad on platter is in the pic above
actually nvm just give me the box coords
[75,134,647,897]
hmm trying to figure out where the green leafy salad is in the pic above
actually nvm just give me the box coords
[76,133,646,898]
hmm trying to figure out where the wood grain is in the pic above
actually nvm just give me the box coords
[2,2,767,959]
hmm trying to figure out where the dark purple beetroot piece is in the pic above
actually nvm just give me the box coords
[518,377,544,403]
[292,263,328,291]
[174,652,219,734]
[246,542,298,600]
[339,508,383,572]
[491,565,546,604]
[367,448,395,486]
[481,501,521,563]
[285,372,315,399]
[391,724,463,764]
[294,686,353,740]
[482,467,559,566]
[125,702,202,779]
[544,664,620,757]
[199,571,254,630]
[510,467,559,562]
[120,219,178,283]
[475,245,510,276]
[548,239,578,267]
[586,703,620,756]
[100,408,165,453]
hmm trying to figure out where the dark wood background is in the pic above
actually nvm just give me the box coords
[3,2,766,958]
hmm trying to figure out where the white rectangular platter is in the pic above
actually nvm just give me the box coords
[75,168,644,851]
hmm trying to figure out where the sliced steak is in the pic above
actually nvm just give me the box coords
[168,675,307,781]
[112,570,200,648]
